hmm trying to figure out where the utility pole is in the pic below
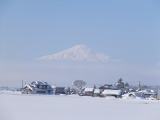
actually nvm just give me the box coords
[22,78,23,88]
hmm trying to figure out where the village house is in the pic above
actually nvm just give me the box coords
[21,81,53,94]
[79,88,101,97]
[79,87,94,96]
[52,86,65,95]
[99,84,121,98]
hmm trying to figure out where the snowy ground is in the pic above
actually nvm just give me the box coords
[0,91,160,120]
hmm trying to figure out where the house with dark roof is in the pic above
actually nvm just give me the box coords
[79,87,94,96]
[99,84,121,98]
[79,88,101,97]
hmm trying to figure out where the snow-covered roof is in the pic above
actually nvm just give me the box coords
[102,90,122,95]
[140,89,157,94]
[94,89,100,93]
[84,88,93,92]
[35,81,48,85]
[23,84,34,90]
[141,89,151,93]
[151,89,157,93]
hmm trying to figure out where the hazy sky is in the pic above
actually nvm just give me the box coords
[0,0,160,87]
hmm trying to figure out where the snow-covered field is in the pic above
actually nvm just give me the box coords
[0,91,160,120]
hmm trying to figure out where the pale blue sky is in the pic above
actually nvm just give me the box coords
[0,0,160,87]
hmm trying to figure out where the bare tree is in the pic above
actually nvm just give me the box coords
[73,80,86,89]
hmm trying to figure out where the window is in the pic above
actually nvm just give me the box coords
[48,90,51,94]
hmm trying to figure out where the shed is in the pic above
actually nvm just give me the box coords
[52,86,65,95]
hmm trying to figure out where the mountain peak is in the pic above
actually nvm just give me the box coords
[38,45,120,62]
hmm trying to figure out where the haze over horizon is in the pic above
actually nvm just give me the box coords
[0,0,160,87]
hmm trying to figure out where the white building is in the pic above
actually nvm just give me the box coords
[21,81,53,94]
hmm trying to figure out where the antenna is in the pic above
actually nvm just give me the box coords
[138,81,141,90]
[25,80,27,85]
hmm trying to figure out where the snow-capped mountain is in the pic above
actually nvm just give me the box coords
[38,45,120,62]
